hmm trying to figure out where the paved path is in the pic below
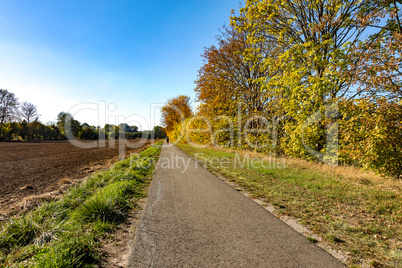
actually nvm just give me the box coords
[128,145,344,268]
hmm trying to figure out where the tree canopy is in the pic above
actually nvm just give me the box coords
[166,1,401,178]
[161,95,192,134]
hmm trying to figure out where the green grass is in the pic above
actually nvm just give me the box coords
[307,237,318,243]
[177,143,402,268]
[0,141,162,267]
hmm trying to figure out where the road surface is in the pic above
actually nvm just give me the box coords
[128,144,344,267]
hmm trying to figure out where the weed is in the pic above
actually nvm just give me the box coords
[35,247,86,268]
[0,216,39,250]
[307,237,318,243]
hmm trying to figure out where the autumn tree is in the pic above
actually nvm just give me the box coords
[166,2,401,176]
[161,95,192,135]
[336,1,402,176]
[195,25,269,119]
[339,99,401,177]
[231,0,379,158]
[193,25,279,148]
[349,0,402,101]
[233,0,373,99]
[0,89,19,140]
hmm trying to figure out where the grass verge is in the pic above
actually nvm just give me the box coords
[177,143,401,268]
[0,141,162,267]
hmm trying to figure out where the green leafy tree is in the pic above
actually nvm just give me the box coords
[57,112,81,139]
[2,122,19,141]
[119,123,130,133]
[152,125,167,139]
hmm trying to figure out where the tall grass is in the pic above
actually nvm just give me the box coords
[0,142,162,267]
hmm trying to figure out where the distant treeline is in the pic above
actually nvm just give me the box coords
[0,89,166,141]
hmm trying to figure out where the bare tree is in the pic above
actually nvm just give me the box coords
[20,101,39,123]
[0,89,19,139]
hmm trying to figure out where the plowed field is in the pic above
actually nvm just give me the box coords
[0,140,152,216]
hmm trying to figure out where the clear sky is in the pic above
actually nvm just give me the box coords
[0,0,239,130]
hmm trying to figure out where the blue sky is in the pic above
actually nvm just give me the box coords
[0,0,239,129]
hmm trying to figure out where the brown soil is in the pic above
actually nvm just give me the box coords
[0,140,153,218]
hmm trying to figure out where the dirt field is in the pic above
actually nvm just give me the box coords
[0,140,153,217]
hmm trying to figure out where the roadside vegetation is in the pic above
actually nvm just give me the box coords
[161,1,401,178]
[0,142,162,267]
[177,143,401,267]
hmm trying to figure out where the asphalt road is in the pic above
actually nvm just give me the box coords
[128,144,345,268]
